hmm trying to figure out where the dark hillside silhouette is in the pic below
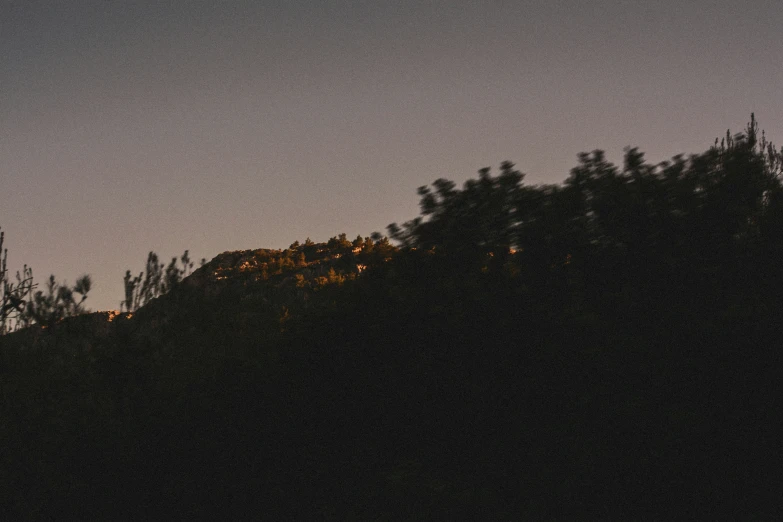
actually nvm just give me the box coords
[1,115,781,519]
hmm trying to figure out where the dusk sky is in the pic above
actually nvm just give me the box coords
[2,0,782,311]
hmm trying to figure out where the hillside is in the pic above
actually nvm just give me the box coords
[2,238,779,519]
[2,123,782,518]
[1,239,386,351]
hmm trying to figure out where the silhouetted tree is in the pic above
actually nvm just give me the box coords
[24,274,92,326]
[0,227,36,334]
[122,250,193,312]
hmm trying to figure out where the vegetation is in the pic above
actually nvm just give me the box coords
[23,274,92,327]
[0,227,92,333]
[1,115,781,518]
[121,250,194,312]
[0,228,35,334]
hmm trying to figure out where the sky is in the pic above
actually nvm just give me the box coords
[2,0,782,311]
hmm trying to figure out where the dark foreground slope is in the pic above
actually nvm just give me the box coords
[2,121,782,518]
[1,237,779,520]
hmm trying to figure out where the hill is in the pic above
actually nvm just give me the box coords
[2,119,782,518]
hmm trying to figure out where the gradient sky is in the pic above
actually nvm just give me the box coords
[2,0,782,311]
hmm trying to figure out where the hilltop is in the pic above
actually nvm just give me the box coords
[1,236,392,353]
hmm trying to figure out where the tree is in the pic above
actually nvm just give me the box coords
[386,114,783,285]
[25,274,92,326]
[387,162,526,265]
[1,226,94,332]
[0,227,36,334]
[122,250,194,312]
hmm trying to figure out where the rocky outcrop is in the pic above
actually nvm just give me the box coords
[0,239,385,357]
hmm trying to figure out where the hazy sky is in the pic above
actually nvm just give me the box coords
[2,0,782,311]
